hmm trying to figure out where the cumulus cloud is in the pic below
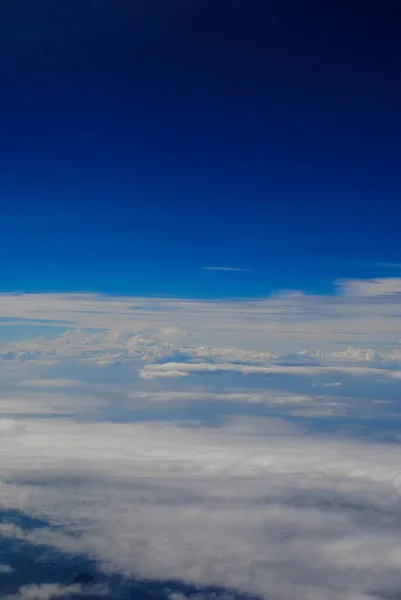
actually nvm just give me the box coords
[0,331,278,367]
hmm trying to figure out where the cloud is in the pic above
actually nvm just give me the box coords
[0,325,399,425]
[300,347,382,361]
[138,368,189,379]
[0,418,26,436]
[203,267,250,272]
[138,360,399,380]
[0,331,279,367]
[0,563,14,574]
[340,277,401,297]
[0,392,108,419]
[0,419,401,599]
[3,583,106,600]
[0,385,360,424]
[0,277,400,600]
[132,389,317,406]
[0,277,400,357]
[17,379,82,389]
[168,593,237,600]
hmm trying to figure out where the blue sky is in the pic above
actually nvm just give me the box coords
[2,3,401,600]
[0,1,400,296]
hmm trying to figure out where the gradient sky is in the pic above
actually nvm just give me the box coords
[1,0,400,296]
[2,4,401,600]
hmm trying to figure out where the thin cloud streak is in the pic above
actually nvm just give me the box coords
[202,267,250,272]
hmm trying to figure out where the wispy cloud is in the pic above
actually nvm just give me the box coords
[202,266,250,272]
[375,262,401,270]
[138,360,399,380]
[17,379,82,389]
[3,583,107,600]
[341,277,401,296]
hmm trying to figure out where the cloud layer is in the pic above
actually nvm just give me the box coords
[0,278,401,598]
[0,418,401,600]
[0,277,400,354]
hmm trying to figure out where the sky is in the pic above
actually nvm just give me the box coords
[1,2,401,600]
[0,0,400,296]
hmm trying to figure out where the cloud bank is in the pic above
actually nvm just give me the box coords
[0,277,400,598]
[0,277,399,354]
[0,419,400,600]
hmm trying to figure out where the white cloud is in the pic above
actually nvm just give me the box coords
[312,382,342,387]
[0,277,399,356]
[0,418,26,436]
[300,347,382,362]
[0,392,108,418]
[138,360,398,380]
[17,379,82,389]
[0,331,278,367]
[132,389,316,406]
[202,267,250,272]
[138,369,189,379]
[0,278,401,599]
[0,419,400,600]
[340,277,401,297]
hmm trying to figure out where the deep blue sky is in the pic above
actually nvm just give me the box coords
[1,0,400,296]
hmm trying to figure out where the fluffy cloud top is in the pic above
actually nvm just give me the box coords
[0,419,400,600]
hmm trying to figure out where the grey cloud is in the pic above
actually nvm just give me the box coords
[0,419,401,600]
[0,563,14,574]
[3,583,107,600]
